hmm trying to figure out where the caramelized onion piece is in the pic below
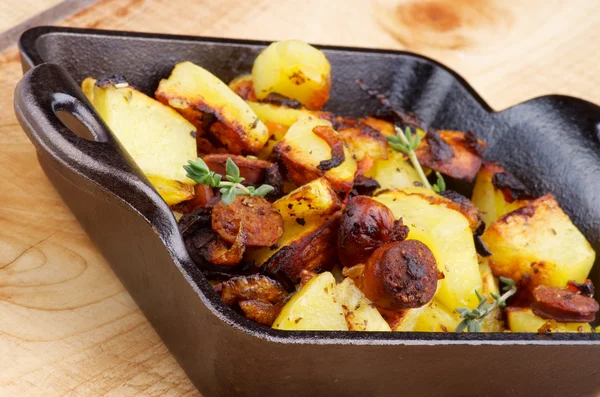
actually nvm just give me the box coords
[313,125,345,171]
[239,300,283,326]
[212,196,284,248]
[214,274,287,306]
[361,240,438,311]
[532,285,599,323]
[205,226,246,266]
[337,196,408,267]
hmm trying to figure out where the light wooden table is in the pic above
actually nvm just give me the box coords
[1,0,599,395]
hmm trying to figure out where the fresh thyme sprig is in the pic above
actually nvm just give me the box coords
[432,172,446,193]
[387,126,430,189]
[184,157,274,205]
[454,276,517,332]
[387,126,447,192]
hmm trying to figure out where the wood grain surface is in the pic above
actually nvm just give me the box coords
[1,0,599,395]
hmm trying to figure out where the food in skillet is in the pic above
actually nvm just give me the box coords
[82,39,598,333]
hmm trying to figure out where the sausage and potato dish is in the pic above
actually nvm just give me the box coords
[81,39,598,333]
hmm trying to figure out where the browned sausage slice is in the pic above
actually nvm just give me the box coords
[203,154,273,186]
[360,240,438,311]
[337,196,408,268]
[212,196,284,248]
[532,285,599,322]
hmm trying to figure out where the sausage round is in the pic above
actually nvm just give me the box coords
[337,196,408,267]
[360,240,438,310]
[212,196,284,248]
[532,285,599,322]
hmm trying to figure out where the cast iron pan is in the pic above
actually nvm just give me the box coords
[13,27,600,397]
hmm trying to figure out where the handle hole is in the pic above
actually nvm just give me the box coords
[55,110,97,141]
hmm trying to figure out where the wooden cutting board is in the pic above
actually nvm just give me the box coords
[1,0,599,395]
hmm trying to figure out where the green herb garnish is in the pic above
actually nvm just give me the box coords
[388,126,446,192]
[454,277,517,332]
[184,157,274,205]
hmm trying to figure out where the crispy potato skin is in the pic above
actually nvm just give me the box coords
[482,194,596,291]
[228,74,257,101]
[472,162,532,227]
[361,240,438,310]
[272,117,357,195]
[212,196,284,248]
[415,130,486,182]
[263,213,341,284]
[337,196,408,268]
[155,62,270,155]
[334,117,388,163]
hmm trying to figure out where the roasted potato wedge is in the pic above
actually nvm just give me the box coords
[272,272,348,331]
[506,307,592,333]
[335,118,388,163]
[155,61,269,155]
[81,77,197,205]
[252,40,331,110]
[147,176,194,206]
[413,300,461,332]
[482,194,595,290]
[335,278,391,331]
[248,102,332,159]
[246,213,340,284]
[273,177,341,221]
[380,307,426,332]
[273,116,357,194]
[414,130,485,182]
[472,162,532,227]
[374,188,482,310]
[364,151,421,191]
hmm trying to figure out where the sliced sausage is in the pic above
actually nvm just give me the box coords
[212,196,284,248]
[337,196,408,267]
[532,285,599,322]
[202,154,273,186]
[361,240,438,311]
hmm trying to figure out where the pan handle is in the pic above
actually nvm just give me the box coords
[14,63,172,227]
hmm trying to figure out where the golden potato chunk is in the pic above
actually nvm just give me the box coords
[81,77,197,205]
[335,118,388,163]
[247,101,331,129]
[472,162,531,228]
[155,61,269,155]
[413,300,461,332]
[273,116,357,194]
[374,188,482,310]
[272,272,348,331]
[365,151,421,191]
[506,307,592,333]
[482,194,595,290]
[252,40,331,109]
[272,177,341,221]
[335,278,391,331]
[147,176,194,206]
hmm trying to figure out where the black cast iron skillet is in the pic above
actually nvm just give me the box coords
[13,27,600,397]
